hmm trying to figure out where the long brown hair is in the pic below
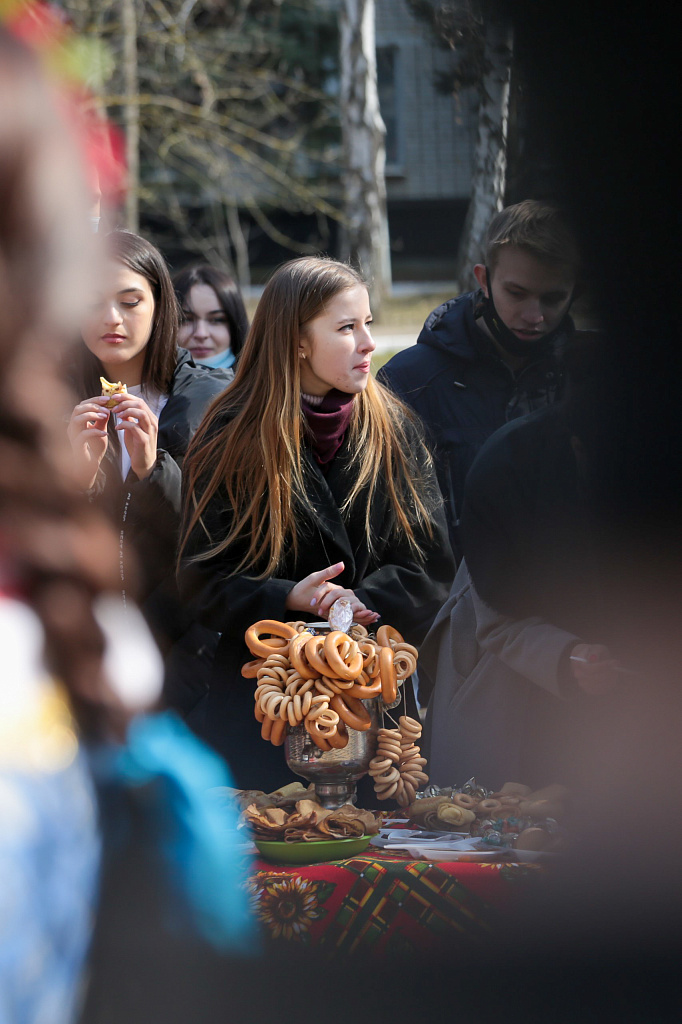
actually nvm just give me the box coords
[181,256,436,578]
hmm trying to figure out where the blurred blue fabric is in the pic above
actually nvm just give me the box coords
[89,711,256,952]
[0,751,101,1024]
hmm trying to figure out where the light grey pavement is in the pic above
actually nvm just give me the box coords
[371,330,418,354]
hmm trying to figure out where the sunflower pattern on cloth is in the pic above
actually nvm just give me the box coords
[246,853,541,955]
[246,874,333,942]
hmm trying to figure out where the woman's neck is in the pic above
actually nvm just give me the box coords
[102,351,145,388]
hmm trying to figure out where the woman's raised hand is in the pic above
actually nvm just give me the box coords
[67,395,112,490]
[111,392,159,480]
[285,561,380,625]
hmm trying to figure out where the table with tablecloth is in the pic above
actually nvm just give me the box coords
[244,849,542,955]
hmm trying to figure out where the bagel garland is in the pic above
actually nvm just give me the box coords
[243,618,428,801]
[370,715,429,805]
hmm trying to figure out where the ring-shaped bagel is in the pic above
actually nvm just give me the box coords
[315,708,340,729]
[398,715,422,736]
[313,677,337,698]
[245,619,298,659]
[285,676,315,697]
[376,624,404,648]
[263,653,290,668]
[256,664,288,683]
[306,699,330,721]
[477,798,502,815]
[264,692,286,720]
[288,630,317,679]
[304,635,330,676]
[400,779,416,805]
[278,694,293,721]
[270,717,287,746]
[452,793,477,809]
[378,728,402,741]
[324,631,363,681]
[241,658,265,678]
[330,693,371,732]
[379,646,398,703]
[345,676,382,699]
[287,700,299,728]
[254,685,284,707]
[392,642,418,659]
[376,779,399,799]
[329,676,355,690]
[260,637,289,651]
[393,651,417,680]
[358,643,380,678]
[326,719,349,749]
[305,716,332,751]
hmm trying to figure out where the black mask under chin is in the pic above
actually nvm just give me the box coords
[480,267,574,358]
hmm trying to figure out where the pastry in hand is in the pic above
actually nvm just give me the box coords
[100,375,127,409]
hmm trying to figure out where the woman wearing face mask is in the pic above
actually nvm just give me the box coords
[68,230,233,718]
[174,263,249,370]
[179,256,454,789]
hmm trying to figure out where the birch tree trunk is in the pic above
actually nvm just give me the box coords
[122,0,139,233]
[226,204,251,290]
[339,0,392,313]
[454,12,513,292]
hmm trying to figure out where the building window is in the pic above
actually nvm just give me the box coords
[377,45,402,173]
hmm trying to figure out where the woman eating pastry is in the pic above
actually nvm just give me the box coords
[67,230,232,716]
[179,256,454,788]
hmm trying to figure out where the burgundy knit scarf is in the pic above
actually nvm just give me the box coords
[301,389,356,469]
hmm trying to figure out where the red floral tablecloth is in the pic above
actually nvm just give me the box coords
[245,849,541,955]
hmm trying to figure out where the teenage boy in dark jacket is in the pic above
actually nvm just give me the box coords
[378,200,580,562]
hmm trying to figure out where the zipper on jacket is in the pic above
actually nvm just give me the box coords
[119,490,132,612]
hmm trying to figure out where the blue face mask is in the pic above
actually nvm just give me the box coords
[193,348,236,370]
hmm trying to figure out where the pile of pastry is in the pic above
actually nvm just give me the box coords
[242,618,418,750]
[241,799,380,844]
[406,782,568,852]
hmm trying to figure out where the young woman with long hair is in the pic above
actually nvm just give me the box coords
[68,230,233,716]
[179,256,454,788]
[174,262,249,369]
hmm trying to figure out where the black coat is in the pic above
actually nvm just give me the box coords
[378,290,570,560]
[179,418,455,791]
[87,348,232,713]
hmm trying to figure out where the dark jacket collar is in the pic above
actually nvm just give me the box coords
[417,289,573,375]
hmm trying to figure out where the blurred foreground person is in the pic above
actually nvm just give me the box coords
[422,337,629,790]
[174,263,249,369]
[0,28,252,1024]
